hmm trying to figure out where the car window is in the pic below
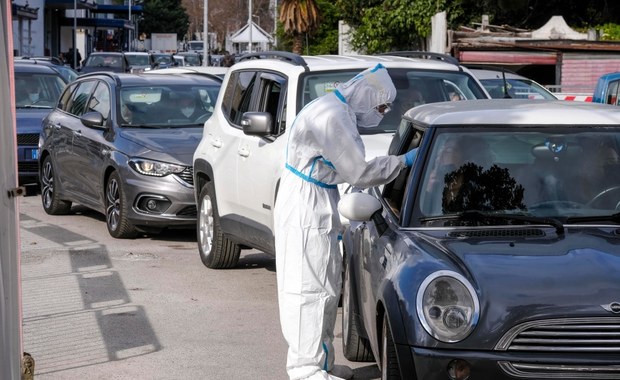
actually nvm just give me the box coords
[221,70,257,127]
[14,72,66,108]
[87,82,111,122]
[256,72,287,135]
[300,68,487,135]
[481,78,556,100]
[606,80,620,105]
[66,80,97,116]
[412,128,620,226]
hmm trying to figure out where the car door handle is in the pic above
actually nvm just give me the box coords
[210,137,222,148]
[238,146,250,157]
[73,130,82,137]
[45,124,61,131]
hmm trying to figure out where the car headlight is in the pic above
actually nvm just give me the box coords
[416,270,479,343]
[129,158,186,177]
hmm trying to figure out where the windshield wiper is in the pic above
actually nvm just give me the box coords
[565,212,620,224]
[420,210,565,235]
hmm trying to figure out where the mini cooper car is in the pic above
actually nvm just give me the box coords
[338,99,620,379]
[39,72,222,238]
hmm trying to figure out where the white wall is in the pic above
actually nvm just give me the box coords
[12,0,45,56]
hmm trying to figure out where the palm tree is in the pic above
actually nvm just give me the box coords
[279,0,320,54]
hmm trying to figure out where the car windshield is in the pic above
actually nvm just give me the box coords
[126,54,150,66]
[481,78,557,100]
[415,127,620,227]
[300,68,487,134]
[119,84,221,127]
[85,54,123,68]
[14,72,66,108]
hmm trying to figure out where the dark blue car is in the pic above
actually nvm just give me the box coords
[339,100,620,380]
[14,63,67,186]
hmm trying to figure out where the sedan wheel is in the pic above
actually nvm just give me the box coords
[40,155,71,215]
[105,171,137,238]
[197,182,240,269]
[381,318,402,380]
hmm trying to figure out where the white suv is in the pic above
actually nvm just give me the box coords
[193,51,489,268]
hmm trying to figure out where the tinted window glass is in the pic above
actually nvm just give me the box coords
[221,71,256,127]
[88,82,111,122]
[67,80,96,116]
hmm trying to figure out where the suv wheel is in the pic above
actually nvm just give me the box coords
[41,156,72,215]
[105,171,137,238]
[197,182,241,269]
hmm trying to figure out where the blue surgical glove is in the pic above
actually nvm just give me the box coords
[401,148,418,167]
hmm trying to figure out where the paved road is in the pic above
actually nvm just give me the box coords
[19,195,381,379]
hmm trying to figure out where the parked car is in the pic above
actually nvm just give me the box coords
[80,52,130,74]
[469,68,557,99]
[14,62,67,186]
[124,51,152,73]
[14,56,79,83]
[39,72,223,238]
[193,51,490,269]
[592,71,620,105]
[338,99,620,379]
[174,52,202,67]
[150,52,177,69]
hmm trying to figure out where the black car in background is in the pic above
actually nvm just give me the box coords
[14,62,67,186]
[80,52,130,74]
[39,72,222,238]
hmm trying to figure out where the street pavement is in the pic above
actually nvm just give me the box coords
[18,195,381,379]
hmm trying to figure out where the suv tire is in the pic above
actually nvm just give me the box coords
[197,182,241,269]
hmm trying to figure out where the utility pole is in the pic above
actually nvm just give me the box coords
[203,0,208,66]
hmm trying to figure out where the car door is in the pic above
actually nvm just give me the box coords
[235,72,288,240]
[50,80,97,196]
[70,81,112,207]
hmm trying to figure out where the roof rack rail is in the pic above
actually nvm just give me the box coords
[238,51,309,71]
[377,51,460,66]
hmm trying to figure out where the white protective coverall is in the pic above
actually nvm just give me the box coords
[274,64,407,380]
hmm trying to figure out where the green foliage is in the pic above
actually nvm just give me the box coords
[139,0,189,38]
[276,0,339,54]
[598,23,620,41]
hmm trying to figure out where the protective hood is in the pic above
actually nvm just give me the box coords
[335,63,397,115]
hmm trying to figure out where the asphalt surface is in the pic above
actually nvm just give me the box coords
[18,195,381,379]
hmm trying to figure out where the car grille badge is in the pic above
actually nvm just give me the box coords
[601,302,620,313]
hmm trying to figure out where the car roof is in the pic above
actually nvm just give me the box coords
[14,62,62,74]
[231,52,471,74]
[78,72,222,86]
[404,99,620,126]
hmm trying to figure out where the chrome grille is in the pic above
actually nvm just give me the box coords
[448,228,545,238]
[496,317,620,378]
[175,167,193,186]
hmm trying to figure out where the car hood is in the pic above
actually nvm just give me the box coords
[119,127,203,163]
[16,109,53,134]
[410,228,620,345]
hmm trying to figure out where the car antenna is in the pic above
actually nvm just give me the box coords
[501,68,511,98]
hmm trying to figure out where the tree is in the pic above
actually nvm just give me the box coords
[276,0,339,54]
[335,0,620,54]
[140,0,190,39]
[279,0,321,54]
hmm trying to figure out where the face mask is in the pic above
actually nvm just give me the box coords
[29,92,40,103]
[356,108,384,129]
[181,106,194,117]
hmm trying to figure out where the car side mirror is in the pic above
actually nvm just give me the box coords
[338,192,382,222]
[241,112,273,137]
[81,111,106,129]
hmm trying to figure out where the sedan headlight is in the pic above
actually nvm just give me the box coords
[129,158,186,177]
[416,270,479,343]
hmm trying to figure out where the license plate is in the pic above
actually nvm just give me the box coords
[27,148,38,160]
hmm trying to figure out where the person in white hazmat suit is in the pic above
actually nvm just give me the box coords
[274,63,418,380]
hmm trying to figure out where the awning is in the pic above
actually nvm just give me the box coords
[45,0,96,10]
[458,51,557,65]
[91,4,143,14]
[59,17,133,29]
[230,22,273,44]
